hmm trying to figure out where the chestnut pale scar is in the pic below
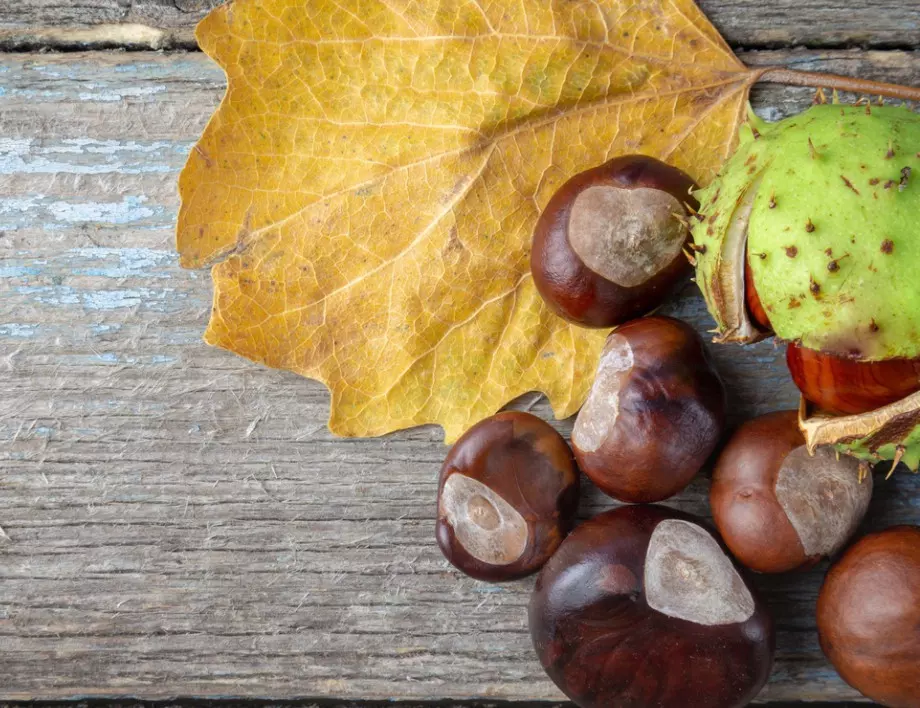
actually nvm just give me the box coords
[645,519,755,626]
[775,447,871,557]
[568,186,687,288]
[440,474,527,566]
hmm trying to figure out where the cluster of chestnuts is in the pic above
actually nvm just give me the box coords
[435,156,919,708]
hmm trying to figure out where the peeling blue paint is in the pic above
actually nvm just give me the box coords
[69,247,177,279]
[3,57,225,108]
[4,249,185,298]
[0,195,170,231]
[0,323,39,338]
[16,285,80,306]
[82,289,157,310]
[56,195,156,224]
[15,285,188,312]
[0,266,42,278]
[1,88,69,101]
[31,65,74,79]
[57,352,178,367]
[78,84,168,102]
[0,137,192,176]
[149,354,177,364]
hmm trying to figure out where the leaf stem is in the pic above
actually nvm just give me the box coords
[755,67,920,102]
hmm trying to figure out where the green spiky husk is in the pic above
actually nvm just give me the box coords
[694,103,920,470]
[694,104,920,357]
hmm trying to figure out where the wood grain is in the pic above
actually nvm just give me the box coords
[0,703,881,708]
[1,48,919,702]
[0,0,919,50]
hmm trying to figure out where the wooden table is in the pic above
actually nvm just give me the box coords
[1,1,918,704]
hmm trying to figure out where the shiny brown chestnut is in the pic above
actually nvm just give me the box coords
[531,155,699,327]
[529,505,774,708]
[744,255,772,333]
[572,316,726,502]
[817,526,920,708]
[747,249,920,416]
[786,341,920,416]
[748,249,920,415]
[436,411,579,582]
[711,411,872,574]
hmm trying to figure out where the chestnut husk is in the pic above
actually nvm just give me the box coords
[800,394,920,473]
[692,105,920,473]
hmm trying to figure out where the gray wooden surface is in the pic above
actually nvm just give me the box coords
[0,0,919,702]
[0,0,918,49]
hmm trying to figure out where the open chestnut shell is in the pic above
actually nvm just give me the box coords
[572,316,726,502]
[436,411,579,582]
[531,155,698,327]
[745,215,920,418]
[817,525,920,707]
[529,505,774,708]
[711,411,872,574]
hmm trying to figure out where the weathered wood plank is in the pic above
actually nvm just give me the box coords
[1,49,919,702]
[0,703,874,708]
[0,703,881,708]
[0,0,919,50]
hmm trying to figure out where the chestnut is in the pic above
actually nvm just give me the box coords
[436,411,579,581]
[710,411,872,574]
[786,341,920,416]
[531,155,699,327]
[746,251,920,416]
[572,316,726,502]
[529,505,774,708]
[744,255,772,333]
[817,526,920,707]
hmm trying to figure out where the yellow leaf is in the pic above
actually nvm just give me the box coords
[177,0,757,442]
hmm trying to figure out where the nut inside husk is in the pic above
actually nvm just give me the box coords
[694,104,920,471]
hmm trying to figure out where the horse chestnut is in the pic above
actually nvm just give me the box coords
[531,155,698,327]
[744,256,772,333]
[817,526,920,707]
[436,412,579,582]
[711,411,872,574]
[743,189,920,418]
[786,341,920,416]
[572,316,726,502]
[529,505,774,708]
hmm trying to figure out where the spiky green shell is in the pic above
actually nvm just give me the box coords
[801,393,920,472]
[692,115,768,343]
[693,104,920,359]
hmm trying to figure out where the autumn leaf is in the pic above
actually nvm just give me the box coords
[177,0,758,442]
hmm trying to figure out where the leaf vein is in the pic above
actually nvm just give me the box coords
[239,75,749,251]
